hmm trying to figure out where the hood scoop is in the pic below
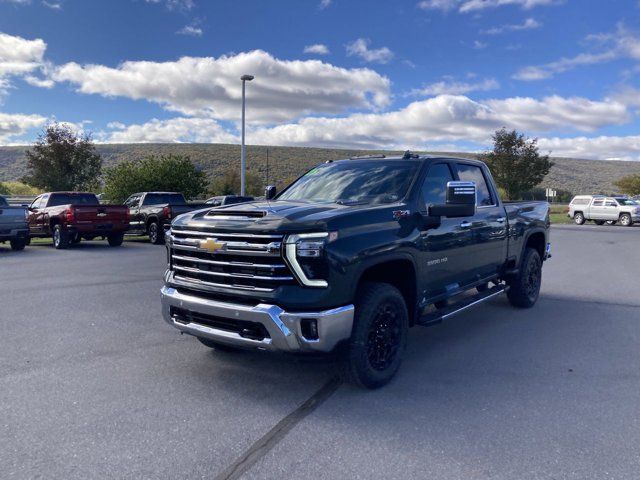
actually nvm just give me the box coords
[205,210,266,220]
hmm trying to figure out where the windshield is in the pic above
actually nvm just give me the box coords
[615,198,638,206]
[278,161,419,205]
[48,193,99,207]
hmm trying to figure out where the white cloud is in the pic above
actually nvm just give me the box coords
[52,50,391,123]
[105,117,237,144]
[318,0,331,9]
[473,40,488,49]
[304,44,330,55]
[144,0,194,10]
[514,23,640,81]
[0,112,47,144]
[411,78,499,96]
[249,94,629,149]
[24,75,54,88]
[417,0,458,11]
[483,17,541,35]
[177,25,203,36]
[42,1,62,9]
[418,0,561,13]
[346,38,394,64]
[0,32,47,77]
[538,135,640,161]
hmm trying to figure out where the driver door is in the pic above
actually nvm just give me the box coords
[417,162,473,298]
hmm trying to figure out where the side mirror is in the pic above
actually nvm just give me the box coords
[429,181,476,218]
[265,185,277,200]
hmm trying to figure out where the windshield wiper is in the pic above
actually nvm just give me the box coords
[335,199,369,206]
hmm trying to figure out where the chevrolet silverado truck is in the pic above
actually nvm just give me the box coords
[0,195,29,251]
[28,192,129,249]
[124,192,208,244]
[161,153,551,388]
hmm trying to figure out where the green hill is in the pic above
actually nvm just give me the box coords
[2,143,639,195]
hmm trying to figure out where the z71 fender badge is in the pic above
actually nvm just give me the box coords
[392,210,411,220]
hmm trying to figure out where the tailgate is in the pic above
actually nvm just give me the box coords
[73,205,129,223]
[0,206,27,225]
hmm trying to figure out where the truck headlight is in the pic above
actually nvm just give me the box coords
[284,232,337,288]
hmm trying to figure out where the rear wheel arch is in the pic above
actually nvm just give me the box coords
[522,230,546,264]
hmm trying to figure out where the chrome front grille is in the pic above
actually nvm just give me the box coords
[168,229,295,292]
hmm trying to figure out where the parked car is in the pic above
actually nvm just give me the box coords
[568,195,640,226]
[124,192,208,244]
[161,154,551,389]
[205,195,254,207]
[28,192,130,249]
[0,195,29,251]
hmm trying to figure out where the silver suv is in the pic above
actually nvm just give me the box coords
[568,195,640,226]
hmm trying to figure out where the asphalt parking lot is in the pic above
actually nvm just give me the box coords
[1,225,640,479]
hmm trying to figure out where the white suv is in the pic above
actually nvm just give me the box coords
[568,195,640,226]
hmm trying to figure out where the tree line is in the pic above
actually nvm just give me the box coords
[4,123,640,201]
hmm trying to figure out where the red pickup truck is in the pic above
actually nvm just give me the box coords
[28,192,129,249]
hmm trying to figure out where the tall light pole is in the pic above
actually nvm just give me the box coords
[240,74,254,196]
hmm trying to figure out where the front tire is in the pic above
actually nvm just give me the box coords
[507,247,542,308]
[574,212,585,225]
[10,237,26,251]
[343,282,409,389]
[148,221,164,245]
[107,232,124,247]
[52,225,69,250]
[619,213,633,227]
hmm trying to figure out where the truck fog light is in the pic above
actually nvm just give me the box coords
[301,318,319,341]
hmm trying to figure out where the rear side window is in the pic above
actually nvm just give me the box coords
[143,193,186,205]
[421,163,453,206]
[456,164,494,206]
[571,198,590,205]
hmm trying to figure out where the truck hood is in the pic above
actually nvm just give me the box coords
[171,199,404,233]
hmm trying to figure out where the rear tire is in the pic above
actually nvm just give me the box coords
[573,212,585,225]
[52,225,69,250]
[107,232,124,247]
[343,282,409,389]
[619,213,633,227]
[197,337,241,352]
[507,247,542,309]
[10,237,26,251]
[148,221,164,245]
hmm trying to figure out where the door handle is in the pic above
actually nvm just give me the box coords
[496,217,506,223]
[460,221,472,229]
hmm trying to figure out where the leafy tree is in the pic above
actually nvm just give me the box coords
[481,128,553,200]
[0,182,9,195]
[209,167,264,197]
[22,123,102,191]
[103,154,208,203]
[614,174,640,196]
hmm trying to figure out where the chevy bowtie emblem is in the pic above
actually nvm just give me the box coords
[199,238,225,253]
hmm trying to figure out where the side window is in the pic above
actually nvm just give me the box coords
[40,194,50,208]
[605,200,617,207]
[125,195,140,208]
[30,196,42,209]
[592,199,604,206]
[456,164,494,206]
[421,163,453,206]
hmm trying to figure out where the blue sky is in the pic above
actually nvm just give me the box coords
[1,0,640,160]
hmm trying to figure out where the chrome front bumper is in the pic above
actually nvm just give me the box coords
[161,286,354,353]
